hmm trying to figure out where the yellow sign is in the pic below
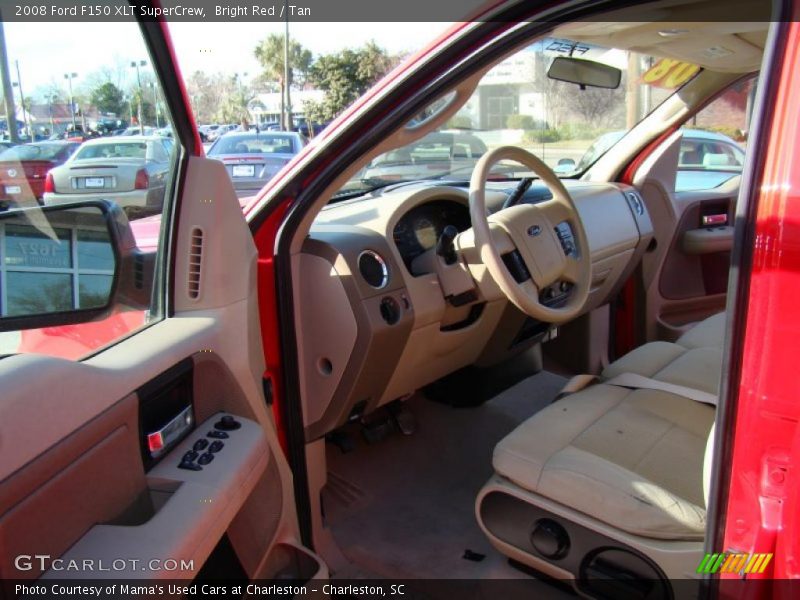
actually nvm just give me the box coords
[642,58,701,89]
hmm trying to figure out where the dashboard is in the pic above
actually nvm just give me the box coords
[392,199,472,272]
[296,180,655,441]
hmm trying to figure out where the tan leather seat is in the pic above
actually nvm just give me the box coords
[602,312,725,395]
[486,313,723,541]
[493,384,714,539]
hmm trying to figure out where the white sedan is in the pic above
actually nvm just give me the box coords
[43,136,174,218]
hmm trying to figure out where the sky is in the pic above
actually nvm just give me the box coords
[3,21,452,97]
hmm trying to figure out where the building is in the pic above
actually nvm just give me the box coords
[452,39,629,130]
[248,89,325,126]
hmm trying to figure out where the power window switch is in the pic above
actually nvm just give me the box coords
[178,461,202,471]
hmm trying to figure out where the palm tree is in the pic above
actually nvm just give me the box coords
[253,34,311,130]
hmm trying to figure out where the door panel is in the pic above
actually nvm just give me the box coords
[0,156,324,587]
[0,393,143,581]
[634,137,739,342]
[0,13,323,586]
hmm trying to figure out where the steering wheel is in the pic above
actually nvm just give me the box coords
[468,146,591,323]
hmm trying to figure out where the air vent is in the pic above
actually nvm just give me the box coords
[188,227,204,299]
[358,250,389,289]
[626,191,645,216]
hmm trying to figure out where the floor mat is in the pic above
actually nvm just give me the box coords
[324,370,569,582]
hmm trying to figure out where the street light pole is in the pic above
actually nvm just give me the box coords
[0,18,19,143]
[149,82,160,128]
[283,0,291,132]
[131,60,146,134]
[64,72,78,130]
[14,60,33,139]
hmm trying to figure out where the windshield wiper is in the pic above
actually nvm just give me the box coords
[330,178,415,202]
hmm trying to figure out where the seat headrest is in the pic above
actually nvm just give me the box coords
[703,153,731,167]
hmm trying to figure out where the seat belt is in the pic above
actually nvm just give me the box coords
[554,374,600,401]
[604,372,718,407]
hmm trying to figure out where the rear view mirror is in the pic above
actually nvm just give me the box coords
[0,200,135,332]
[547,56,622,90]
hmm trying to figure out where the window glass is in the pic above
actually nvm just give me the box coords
[0,143,70,161]
[677,77,755,191]
[0,20,180,360]
[74,142,148,160]
[209,134,299,155]
[335,39,693,198]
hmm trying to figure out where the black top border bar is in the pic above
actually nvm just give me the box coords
[0,0,788,23]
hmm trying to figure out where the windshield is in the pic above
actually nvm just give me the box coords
[74,142,147,160]
[336,39,698,199]
[0,143,68,161]
[209,134,298,155]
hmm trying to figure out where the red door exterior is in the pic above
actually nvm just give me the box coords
[722,15,800,582]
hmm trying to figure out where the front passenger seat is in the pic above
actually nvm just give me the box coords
[475,313,723,584]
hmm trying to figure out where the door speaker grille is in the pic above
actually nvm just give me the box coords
[188,227,204,299]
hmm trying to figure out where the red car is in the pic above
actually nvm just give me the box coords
[0,141,79,207]
[2,1,800,597]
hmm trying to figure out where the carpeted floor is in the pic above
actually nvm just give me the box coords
[323,370,569,584]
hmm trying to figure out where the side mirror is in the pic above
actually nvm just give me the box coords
[553,158,576,174]
[548,56,622,90]
[0,200,142,332]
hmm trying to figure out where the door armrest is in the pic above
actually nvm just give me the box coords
[682,226,734,255]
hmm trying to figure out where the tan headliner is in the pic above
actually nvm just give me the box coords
[555,0,772,74]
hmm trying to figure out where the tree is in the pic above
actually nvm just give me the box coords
[303,42,398,127]
[218,75,255,126]
[253,34,312,129]
[564,83,625,128]
[90,82,125,117]
[186,71,222,124]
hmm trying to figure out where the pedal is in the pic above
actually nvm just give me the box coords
[388,403,416,435]
[361,415,395,444]
[326,430,356,453]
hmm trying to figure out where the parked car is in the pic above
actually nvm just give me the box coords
[207,131,306,196]
[293,117,329,137]
[0,141,79,208]
[362,130,488,183]
[42,136,173,217]
[557,128,745,191]
[119,125,157,136]
[198,123,219,137]
[63,128,96,142]
[258,121,281,132]
[208,123,240,142]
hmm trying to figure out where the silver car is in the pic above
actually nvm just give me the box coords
[207,131,306,197]
[43,136,174,218]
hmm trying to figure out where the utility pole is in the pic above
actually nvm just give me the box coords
[0,17,19,143]
[131,60,146,134]
[284,0,291,132]
[64,72,78,130]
